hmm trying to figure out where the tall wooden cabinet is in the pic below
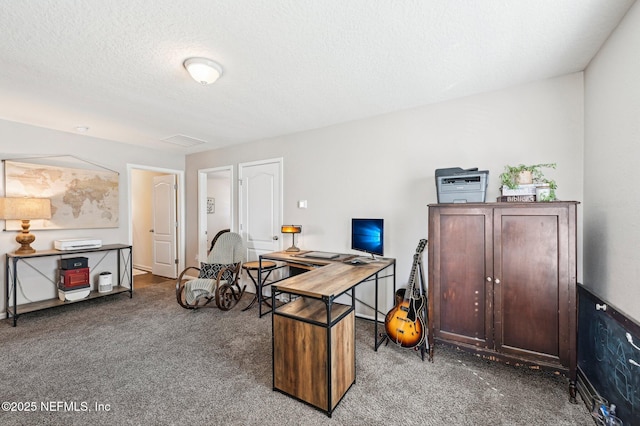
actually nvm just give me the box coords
[428,202,578,400]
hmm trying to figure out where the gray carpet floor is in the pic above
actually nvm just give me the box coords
[0,276,594,425]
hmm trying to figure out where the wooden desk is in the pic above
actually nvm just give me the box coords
[264,251,395,416]
[260,251,395,348]
[254,251,352,317]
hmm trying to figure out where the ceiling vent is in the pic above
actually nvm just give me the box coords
[161,135,206,147]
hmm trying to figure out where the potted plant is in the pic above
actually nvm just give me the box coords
[499,163,557,201]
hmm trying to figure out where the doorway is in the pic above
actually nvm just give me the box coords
[197,166,234,261]
[128,165,185,279]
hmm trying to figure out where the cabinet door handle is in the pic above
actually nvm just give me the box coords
[495,279,500,284]
[486,277,492,282]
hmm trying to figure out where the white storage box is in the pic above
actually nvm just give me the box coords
[58,287,90,301]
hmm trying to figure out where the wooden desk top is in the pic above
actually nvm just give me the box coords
[261,250,349,266]
[267,252,394,299]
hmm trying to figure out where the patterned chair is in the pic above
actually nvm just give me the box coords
[176,231,245,311]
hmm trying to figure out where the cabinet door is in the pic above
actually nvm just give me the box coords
[429,206,494,349]
[493,206,570,364]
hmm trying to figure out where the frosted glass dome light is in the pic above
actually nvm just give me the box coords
[183,57,223,85]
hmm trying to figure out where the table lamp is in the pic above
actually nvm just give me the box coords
[0,197,52,254]
[281,225,302,252]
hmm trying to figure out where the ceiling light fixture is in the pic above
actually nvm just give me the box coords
[183,57,223,85]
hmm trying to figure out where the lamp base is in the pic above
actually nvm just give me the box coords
[15,221,36,254]
[15,241,36,254]
[284,232,300,252]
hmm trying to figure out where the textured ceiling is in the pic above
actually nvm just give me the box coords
[0,0,636,153]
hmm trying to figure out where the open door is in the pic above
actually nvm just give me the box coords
[152,174,177,278]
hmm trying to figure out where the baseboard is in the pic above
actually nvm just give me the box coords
[133,264,151,272]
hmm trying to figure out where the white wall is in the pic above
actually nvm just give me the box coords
[584,1,640,322]
[0,119,184,312]
[186,73,585,313]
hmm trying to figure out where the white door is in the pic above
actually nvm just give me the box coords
[239,158,283,262]
[152,174,177,278]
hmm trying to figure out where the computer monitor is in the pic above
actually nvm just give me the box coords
[351,218,384,258]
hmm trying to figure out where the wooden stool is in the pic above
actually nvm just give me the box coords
[241,261,277,312]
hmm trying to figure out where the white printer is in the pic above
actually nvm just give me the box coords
[435,167,489,203]
[54,238,102,250]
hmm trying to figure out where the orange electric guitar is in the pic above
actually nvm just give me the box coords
[384,239,427,348]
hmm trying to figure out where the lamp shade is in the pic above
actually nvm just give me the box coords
[0,197,51,254]
[281,225,301,252]
[281,225,301,234]
[0,197,51,220]
[183,57,223,85]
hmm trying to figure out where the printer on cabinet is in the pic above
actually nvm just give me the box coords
[435,167,489,203]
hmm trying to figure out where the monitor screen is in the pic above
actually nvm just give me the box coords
[351,218,384,257]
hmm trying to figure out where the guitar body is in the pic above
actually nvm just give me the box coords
[385,297,425,348]
[384,239,428,349]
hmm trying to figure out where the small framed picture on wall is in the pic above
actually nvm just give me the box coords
[207,198,215,214]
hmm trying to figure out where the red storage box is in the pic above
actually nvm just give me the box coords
[59,267,90,290]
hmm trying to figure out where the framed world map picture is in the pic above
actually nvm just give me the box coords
[3,159,119,230]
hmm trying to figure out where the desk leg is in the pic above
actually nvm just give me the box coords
[374,271,385,350]
[374,263,395,350]
[4,255,8,320]
[374,271,379,350]
[12,258,18,327]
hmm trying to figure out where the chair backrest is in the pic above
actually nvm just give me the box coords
[208,228,230,254]
[207,231,245,265]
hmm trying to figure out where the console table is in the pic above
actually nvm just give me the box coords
[266,251,395,416]
[5,244,133,326]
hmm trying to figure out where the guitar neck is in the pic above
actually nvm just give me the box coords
[406,240,427,297]
[406,254,420,296]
